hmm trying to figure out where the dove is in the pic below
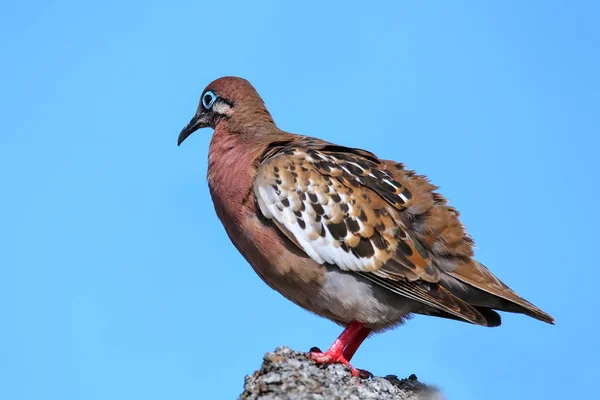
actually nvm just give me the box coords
[178,76,554,377]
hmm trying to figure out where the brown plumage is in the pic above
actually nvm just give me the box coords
[178,76,554,376]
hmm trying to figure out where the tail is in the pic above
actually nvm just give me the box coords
[490,292,554,325]
[439,261,555,325]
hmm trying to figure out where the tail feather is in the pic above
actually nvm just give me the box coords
[419,306,502,327]
[439,268,555,325]
[495,297,555,324]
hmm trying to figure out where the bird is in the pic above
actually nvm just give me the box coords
[177,76,554,377]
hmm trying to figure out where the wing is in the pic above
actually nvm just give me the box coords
[253,138,495,326]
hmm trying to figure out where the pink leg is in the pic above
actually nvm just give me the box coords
[342,327,371,362]
[309,321,371,377]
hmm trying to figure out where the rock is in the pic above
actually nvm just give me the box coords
[239,346,443,400]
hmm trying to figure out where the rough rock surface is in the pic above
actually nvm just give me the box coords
[239,347,443,400]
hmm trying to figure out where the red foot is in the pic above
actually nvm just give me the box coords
[309,349,370,377]
[308,321,373,379]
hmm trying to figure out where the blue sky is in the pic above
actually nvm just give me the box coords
[2,1,599,399]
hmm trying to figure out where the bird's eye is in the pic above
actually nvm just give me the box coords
[202,91,217,109]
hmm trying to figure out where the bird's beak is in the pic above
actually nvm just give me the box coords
[178,112,210,146]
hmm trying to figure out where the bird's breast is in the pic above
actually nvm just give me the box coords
[206,131,327,304]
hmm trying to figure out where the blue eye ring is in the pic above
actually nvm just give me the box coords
[202,91,217,109]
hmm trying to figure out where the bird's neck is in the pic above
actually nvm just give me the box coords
[206,127,268,219]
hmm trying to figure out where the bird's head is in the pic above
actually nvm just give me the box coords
[177,76,275,146]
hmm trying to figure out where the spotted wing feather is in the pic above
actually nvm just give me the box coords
[254,146,437,282]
